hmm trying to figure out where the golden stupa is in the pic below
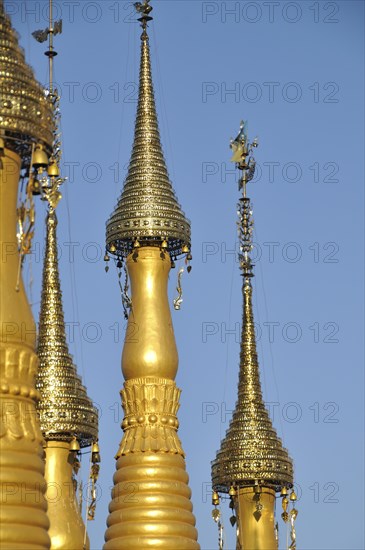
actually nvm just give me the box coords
[211,123,297,549]
[0,1,53,547]
[103,2,198,548]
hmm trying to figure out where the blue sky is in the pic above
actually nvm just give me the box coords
[5,1,364,548]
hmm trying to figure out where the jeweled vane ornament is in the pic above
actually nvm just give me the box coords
[211,121,297,550]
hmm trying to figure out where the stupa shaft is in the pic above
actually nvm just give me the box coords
[0,150,50,549]
[0,2,54,546]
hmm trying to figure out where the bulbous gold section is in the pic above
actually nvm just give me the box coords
[0,149,50,549]
[237,487,277,550]
[122,247,178,381]
[104,453,199,549]
[44,441,89,550]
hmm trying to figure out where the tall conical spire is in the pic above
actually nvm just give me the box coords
[211,122,297,550]
[106,0,191,261]
[36,208,98,445]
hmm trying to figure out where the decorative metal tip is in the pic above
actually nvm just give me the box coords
[135,0,153,30]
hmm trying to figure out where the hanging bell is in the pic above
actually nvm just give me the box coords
[110,243,116,253]
[134,239,140,248]
[290,490,297,501]
[228,485,236,497]
[47,160,60,177]
[32,144,49,171]
[161,239,168,249]
[212,491,220,506]
[281,486,288,497]
[182,244,189,254]
[104,253,110,262]
[69,437,80,453]
[91,440,100,463]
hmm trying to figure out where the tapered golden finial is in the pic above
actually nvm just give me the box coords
[105,0,191,263]
[33,0,98,450]
[211,122,296,549]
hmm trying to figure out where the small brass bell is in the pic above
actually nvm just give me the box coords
[212,491,219,506]
[228,485,236,497]
[161,239,168,249]
[110,243,116,253]
[91,440,100,463]
[69,437,80,452]
[281,486,288,497]
[134,239,140,248]
[290,490,297,501]
[47,160,59,177]
[182,244,189,254]
[32,144,49,170]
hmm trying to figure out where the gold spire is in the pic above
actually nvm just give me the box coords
[36,209,98,445]
[211,122,296,549]
[0,0,53,155]
[106,0,190,260]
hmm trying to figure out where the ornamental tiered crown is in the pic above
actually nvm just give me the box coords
[0,1,53,157]
[105,1,191,260]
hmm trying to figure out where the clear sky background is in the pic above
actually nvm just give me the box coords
[5,1,364,549]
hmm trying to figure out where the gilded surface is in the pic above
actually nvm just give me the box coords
[106,23,190,258]
[122,248,178,380]
[237,487,277,550]
[0,149,51,549]
[0,2,53,157]
[35,210,98,447]
[44,441,89,550]
[117,377,183,456]
[105,453,199,549]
